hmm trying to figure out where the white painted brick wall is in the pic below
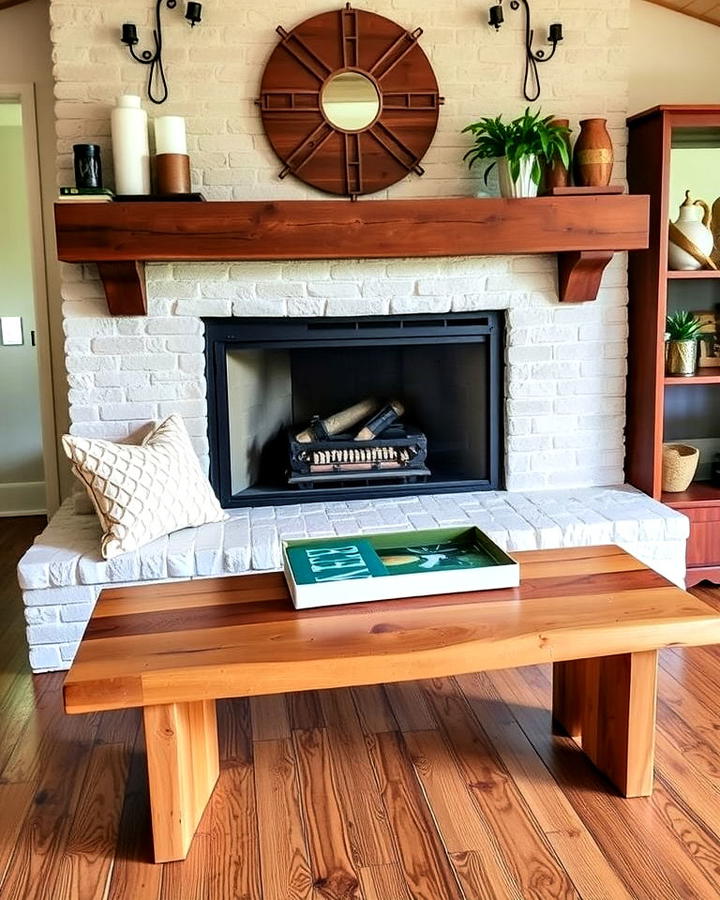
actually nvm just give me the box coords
[49,0,631,491]
[60,253,630,488]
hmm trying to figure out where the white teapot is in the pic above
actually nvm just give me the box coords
[669,190,714,270]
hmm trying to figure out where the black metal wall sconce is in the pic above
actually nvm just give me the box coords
[121,1,203,105]
[488,1,563,102]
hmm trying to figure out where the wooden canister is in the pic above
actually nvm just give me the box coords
[155,153,191,195]
[544,118,571,191]
[573,118,613,187]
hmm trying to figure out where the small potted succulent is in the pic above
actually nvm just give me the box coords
[462,108,570,198]
[666,310,703,376]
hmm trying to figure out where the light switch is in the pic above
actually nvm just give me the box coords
[0,317,24,346]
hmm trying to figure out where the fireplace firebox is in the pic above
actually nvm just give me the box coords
[205,313,504,508]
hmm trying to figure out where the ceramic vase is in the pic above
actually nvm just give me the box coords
[73,144,102,189]
[573,118,613,187]
[497,155,538,199]
[668,190,714,270]
[543,118,571,192]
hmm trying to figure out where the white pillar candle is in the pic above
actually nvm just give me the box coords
[154,116,187,156]
[111,95,150,195]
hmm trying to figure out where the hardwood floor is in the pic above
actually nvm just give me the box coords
[3,516,720,899]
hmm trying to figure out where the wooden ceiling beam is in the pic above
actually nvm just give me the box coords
[645,0,720,30]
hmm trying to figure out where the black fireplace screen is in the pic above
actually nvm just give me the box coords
[204,313,504,508]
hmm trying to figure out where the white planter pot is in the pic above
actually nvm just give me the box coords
[497,155,538,199]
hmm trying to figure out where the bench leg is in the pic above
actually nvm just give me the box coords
[143,699,219,862]
[552,650,658,797]
[552,659,586,738]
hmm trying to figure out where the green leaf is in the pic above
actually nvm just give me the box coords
[557,140,570,168]
[531,157,542,185]
[666,310,704,340]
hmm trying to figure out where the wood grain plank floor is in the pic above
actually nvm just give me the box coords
[7,517,720,898]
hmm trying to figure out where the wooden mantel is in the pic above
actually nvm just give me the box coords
[54,195,649,315]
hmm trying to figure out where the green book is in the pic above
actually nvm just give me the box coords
[59,187,115,197]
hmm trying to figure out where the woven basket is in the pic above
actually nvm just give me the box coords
[662,443,700,492]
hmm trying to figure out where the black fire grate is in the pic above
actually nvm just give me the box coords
[287,424,430,489]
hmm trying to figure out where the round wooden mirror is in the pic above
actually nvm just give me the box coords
[258,4,442,198]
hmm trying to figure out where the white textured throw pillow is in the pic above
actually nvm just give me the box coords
[62,415,227,559]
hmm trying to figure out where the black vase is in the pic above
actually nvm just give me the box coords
[73,144,103,189]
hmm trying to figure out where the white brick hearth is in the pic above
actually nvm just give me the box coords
[19,486,688,672]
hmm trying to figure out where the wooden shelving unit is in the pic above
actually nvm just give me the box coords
[666,270,720,279]
[627,105,720,585]
[54,195,649,315]
[665,367,720,385]
[662,481,720,508]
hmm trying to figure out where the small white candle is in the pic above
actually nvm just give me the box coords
[154,116,187,156]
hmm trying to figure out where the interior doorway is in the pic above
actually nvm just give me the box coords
[0,86,57,516]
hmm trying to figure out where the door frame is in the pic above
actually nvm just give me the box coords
[0,83,60,514]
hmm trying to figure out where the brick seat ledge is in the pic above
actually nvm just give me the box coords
[18,485,689,672]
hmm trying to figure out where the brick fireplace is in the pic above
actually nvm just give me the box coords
[52,0,634,498]
[21,249,688,673]
[17,0,693,673]
[63,253,629,491]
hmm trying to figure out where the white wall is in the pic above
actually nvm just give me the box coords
[629,0,720,114]
[669,149,720,218]
[0,0,65,508]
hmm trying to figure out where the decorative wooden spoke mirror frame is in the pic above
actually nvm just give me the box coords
[257,3,443,198]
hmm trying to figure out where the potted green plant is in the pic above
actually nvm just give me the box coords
[462,108,571,198]
[666,310,703,376]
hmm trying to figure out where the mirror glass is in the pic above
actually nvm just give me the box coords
[321,72,380,132]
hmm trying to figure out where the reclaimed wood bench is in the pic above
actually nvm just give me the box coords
[63,545,720,863]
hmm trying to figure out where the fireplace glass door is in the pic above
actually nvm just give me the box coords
[205,313,503,508]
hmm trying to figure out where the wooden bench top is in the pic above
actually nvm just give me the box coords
[63,545,720,714]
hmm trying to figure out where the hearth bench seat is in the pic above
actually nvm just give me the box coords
[18,485,689,673]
